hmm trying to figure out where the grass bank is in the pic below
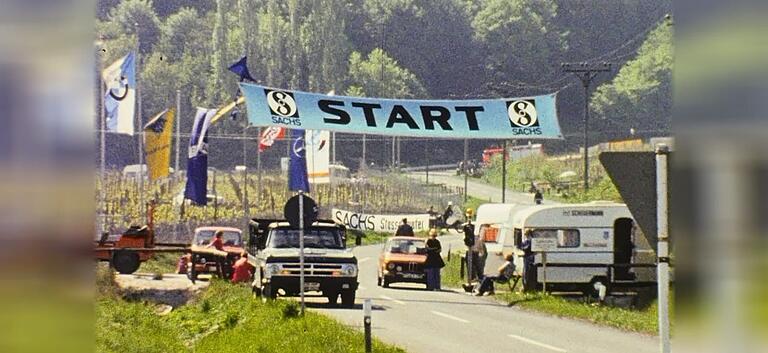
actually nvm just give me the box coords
[440,251,662,334]
[96,267,405,353]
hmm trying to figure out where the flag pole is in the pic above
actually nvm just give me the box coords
[257,127,262,205]
[175,89,181,177]
[134,23,145,220]
[97,40,106,233]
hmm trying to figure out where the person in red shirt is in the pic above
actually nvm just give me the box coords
[231,251,253,283]
[207,230,225,251]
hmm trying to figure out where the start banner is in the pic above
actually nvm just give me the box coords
[240,83,562,139]
[332,208,430,233]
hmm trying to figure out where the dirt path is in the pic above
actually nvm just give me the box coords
[115,273,211,307]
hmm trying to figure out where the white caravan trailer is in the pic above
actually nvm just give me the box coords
[473,203,528,256]
[479,201,656,293]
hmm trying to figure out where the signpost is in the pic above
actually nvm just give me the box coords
[600,147,673,353]
[531,233,557,293]
[284,193,318,316]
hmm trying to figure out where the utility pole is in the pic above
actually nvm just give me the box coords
[501,140,507,203]
[562,62,612,190]
[463,139,468,203]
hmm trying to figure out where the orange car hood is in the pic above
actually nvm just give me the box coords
[383,253,426,263]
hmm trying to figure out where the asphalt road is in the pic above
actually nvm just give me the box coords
[407,171,558,205]
[311,234,657,353]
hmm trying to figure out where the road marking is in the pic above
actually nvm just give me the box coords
[379,295,406,305]
[431,310,469,323]
[508,334,567,352]
[358,257,371,263]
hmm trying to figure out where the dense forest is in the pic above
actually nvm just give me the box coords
[95,0,672,171]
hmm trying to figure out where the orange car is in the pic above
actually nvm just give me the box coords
[377,236,427,288]
[178,226,245,282]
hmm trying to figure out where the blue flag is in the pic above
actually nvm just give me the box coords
[184,108,216,205]
[288,129,310,192]
[227,56,255,82]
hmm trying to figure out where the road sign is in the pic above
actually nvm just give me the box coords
[599,151,671,250]
[531,234,557,252]
[284,194,318,228]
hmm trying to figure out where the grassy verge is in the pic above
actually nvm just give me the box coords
[96,266,406,353]
[140,252,183,274]
[440,251,661,334]
[497,291,662,334]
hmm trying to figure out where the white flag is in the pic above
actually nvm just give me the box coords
[305,130,330,184]
[102,52,136,135]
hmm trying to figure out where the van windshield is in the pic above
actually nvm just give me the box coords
[195,230,242,246]
[386,239,426,254]
[268,229,344,249]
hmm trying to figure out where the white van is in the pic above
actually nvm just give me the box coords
[476,201,656,293]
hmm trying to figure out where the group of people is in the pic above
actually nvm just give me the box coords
[176,230,253,284]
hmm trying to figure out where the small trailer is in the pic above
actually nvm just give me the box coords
[94,202,186,274]
[475,201,656,294]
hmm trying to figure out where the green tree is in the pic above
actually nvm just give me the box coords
[590,19,673,139]
[346,49,426,98]
[104,0,161,54]
[472,0,566,84]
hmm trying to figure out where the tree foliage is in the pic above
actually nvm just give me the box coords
[590,19,673,138]
[95,0,672,168]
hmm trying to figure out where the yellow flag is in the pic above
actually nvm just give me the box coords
[143,109,175,181]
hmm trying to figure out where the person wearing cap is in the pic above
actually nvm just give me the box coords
[395,218,415,237]
[424,228,445,290]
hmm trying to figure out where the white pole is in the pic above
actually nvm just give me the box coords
[655,144,670,353]
[299,191,306,315]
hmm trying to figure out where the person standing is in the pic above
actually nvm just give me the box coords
[424,228,445,291]
[395,218,415,237]
[473,229,488,280]
[534,189,543,204]
[462,208,477,284]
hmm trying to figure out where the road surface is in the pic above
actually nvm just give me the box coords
[311,234,656,353]
[407,171,558,205]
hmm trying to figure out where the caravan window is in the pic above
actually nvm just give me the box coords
[478,224,499,243]
[557,229,580,248]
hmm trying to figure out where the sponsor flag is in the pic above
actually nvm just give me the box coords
[305,130,330,184]
[227,56,255,82]
[288,129,310,192]
[143,109,175,181]
[102,51,136,134]
[184,108,217,205]
[258,126,285,152]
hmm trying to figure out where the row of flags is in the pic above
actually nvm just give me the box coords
[101,52,320,206]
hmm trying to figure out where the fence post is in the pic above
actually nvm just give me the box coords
[364,299,372,353]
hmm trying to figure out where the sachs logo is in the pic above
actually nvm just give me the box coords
[265,89,299,118]
[506,99,539,128]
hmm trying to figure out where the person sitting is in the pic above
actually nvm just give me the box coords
[474,254,516,296]
[231,251,253,283]
[395,218,415,237]
[207,230,225,251]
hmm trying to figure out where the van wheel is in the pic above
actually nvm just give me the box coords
[341,290,356,308]
[326,291,339,305]
[112,251,140,274]
[262,284,277,300]
[377,276,382,287]
[382,276,391,288]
